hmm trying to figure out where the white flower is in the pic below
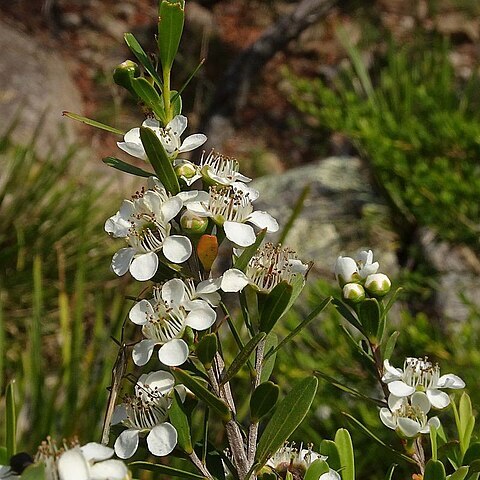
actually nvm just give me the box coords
[364,273,391,297]
[380,392,440,438]
[382,357,465,409]
[112,371,178,459]
[117,116,207,160]
[266,443,326,477]
[186,186,278,247]
[130,278,217,366]
[105,183,192,281]
[319,472,341,480]
[0,466,19,480]
[356,250,379,278]
[334,250,379,286]
[221,243,309,293]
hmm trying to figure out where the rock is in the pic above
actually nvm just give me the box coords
[0,20,83,154]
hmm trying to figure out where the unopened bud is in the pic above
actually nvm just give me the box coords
[180,210,208,235]
[365,273,391,297]
[342,283,365,304]
[334,256,359,287]
[175,161,197,180]
[113,60,140,95]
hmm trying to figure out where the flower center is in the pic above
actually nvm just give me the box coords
[207,186,253,223]
[394,402,427,428]
[403,357,440,390]
[124,386,170,430]
[201,150,240,182]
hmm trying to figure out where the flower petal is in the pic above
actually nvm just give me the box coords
[111,248,135,276]
[224,221,256,247]
[80,442,114,463]
[168,115,188,136]
[111,405,127,425]
[114,429,139,459]
[163,235,192,263]
[319,471,341,480]
[379,407,396,429]
[158,339,189,366]
[129,300,154,325]
[89,459,128,480]
[58,448,89,480]
[132,339,156,366]
[387,394,403,411]
[179,134,207,153]
[197,277,222,294]
[247,211,279,232]
[162,278,186,306]
[411,391,431,414]
[117,140,146,160]
[382,359,403,383]
[221,269,250,292]
[387,380,416,398]
[130,252,159,281]
[185,305,216,330]
[147,423,178,456]
[161,197,183,223]
[397,418,421,437]
[143,370,175,395]
[437,374,465,389]
[427,389,451,409]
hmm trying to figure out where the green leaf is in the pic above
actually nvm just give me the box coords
[335,428,355,480]
[169,390,193,454]
[464,443,480,465]
[448,467,469,480]
[259,282,293,334]
[358,298,381,341]
[129,461,205,480]
[196,334,218,369]
[319,440,340,471]
[384,464,397,480]
[264,296,332,360]
[278,184,310,244]
[102,157,153,177]
[62,111,124,135]
[424,459,446,480]
[171,90,183,116]
[380,287,403,321]
[20,463,45,480]
[6,380,16,458]
[124,33,164,88]
[172,368,231,421]
[304,459,330,480]
[333,299,363,333]
[171,59,205,105]
[459,393,475,450]
[255,376,318,468]
[0,446,7,465]
[233,229,267,271]
[221,333,266,385]
[158,0,185,71]
[382,331,400,361]
[250,381,280,422]
[140,126,180,194]
[260,333,278,383]
[131,78,166,122]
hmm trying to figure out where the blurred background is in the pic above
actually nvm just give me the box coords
[1,0,479,478]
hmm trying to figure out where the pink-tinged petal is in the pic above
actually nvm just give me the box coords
[57,448,89,480]
[427,389,451,409]
[117,140,146,160]
[379,408,396,429]
[397,418,421,438]
[179,134,207,153]
[162,278,186,306]
[114,429,139,459]
[163,235,192,263]
[168,115,188,136]
[186,305,216,330]
[143,370,175,394]
[161,197,183,223]
[80,442,113,462]
[158,339,189,366]
[147,423,178,456]
[411,391,431,414]
[129,300,154,325]
[130,252,159,281]
[221,269,250,292]
[111,248,135,276]
[387,394,403,411]
[90,459,128,480]
[247,211,279,232]
[437,374,465,389]
[111,405,127,425]
[132,340,156,366]
[387,380,415,397]
[224,221,256,247]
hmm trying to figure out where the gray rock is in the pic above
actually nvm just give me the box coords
[0,20,83,153]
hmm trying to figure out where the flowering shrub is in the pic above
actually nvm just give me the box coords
[1,2,478,480]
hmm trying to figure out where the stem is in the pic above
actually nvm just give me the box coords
[371,342,390,400]
[247,338,266,465]
[189,450,214,480]
[412,437,426,475]
[163,67,172,123]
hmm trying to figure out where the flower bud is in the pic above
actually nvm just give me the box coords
[113,60,140,95]
[180,210,208,235]
[334,256,359,287]
[175,161,197,180]
[342,283,365,304]
[365,273,391,297]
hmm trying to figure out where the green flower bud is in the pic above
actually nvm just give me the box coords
[342,282,366,304]
[175,162,197,180]
[365,273,391,297]
[180,210,208,235]
[113,60,140,95]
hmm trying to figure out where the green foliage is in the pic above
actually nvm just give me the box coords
[290,40,480,250]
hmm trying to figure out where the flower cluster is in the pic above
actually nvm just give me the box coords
[334,250,391,303]
[380,357,465,438]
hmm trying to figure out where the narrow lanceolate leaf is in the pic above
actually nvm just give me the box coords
[382,330,400,361]
[140,126,180,194]
[424,459,446,480]
[233,229,267,271]
[332,299,363,333]
[358,298,380,342]
[171,90,183,116]
[196,333,218,369]
[334,428,355,480]
[304,459,330,480]
[459,393,475,450]
[20,463,45,480]
[221,332,266,385]
[250,381,279,422]
[5,381,16,458]
[102,157,153,178]
[172,368,231,421]
[448,467,469,480]
[255,376,318,468]
[124,33,163,88]
[131,78,166,122]
[384,464,397,480]
[259,282,293,334]
[169,390,193,454]
[158,0,185,71]
[264,296,332,360]
[129,462,204,480]
[62,112,125,135]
